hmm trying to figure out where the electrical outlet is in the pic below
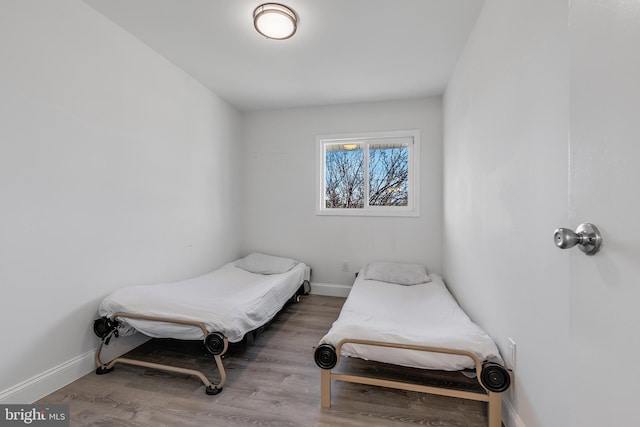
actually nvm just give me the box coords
[507,337,516,370]
[341,260,349,272]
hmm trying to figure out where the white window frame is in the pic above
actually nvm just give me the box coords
[316,129,420,217]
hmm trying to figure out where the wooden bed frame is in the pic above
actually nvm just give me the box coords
[318,338,511,427]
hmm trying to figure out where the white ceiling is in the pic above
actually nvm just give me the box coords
[84,0,485,112]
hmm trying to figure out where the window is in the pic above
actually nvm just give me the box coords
[316,130,420,216]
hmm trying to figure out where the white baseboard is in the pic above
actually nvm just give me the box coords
[0,350,96,404]
[503,395,526,427]
[0,334,149,404]
[309,282,351,298]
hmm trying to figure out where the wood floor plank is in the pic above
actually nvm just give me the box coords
[38,294,494,426]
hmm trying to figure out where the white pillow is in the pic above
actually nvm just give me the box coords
[364,262,431,286]
[235,252,299,275]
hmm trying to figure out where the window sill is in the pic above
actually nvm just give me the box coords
[315,208,419,218]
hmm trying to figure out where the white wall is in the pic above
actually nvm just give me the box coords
[241,98,442,287]
[0,0,242,402]
[443,1,569,426]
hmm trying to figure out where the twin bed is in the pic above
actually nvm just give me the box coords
[93,252,310,395]
[93,255,509,426]
[314,262,511,427]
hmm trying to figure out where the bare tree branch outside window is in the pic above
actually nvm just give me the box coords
[369,145,409,206]
[324,143,409,209]
[325,146,365,208]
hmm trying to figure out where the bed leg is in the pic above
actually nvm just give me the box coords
[94,339,114,374]
[321,369,331,408]
[487,391,502,427]
[213,354,226,390]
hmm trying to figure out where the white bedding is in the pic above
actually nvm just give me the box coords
[320,271,503,371]
[99,261,307,343]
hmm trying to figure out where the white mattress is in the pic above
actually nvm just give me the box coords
[320,271,503,371]
[99,261,307,343]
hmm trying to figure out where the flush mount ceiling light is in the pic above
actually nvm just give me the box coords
[253,3,298,40]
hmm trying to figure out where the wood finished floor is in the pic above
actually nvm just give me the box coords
[38,295,492,426]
